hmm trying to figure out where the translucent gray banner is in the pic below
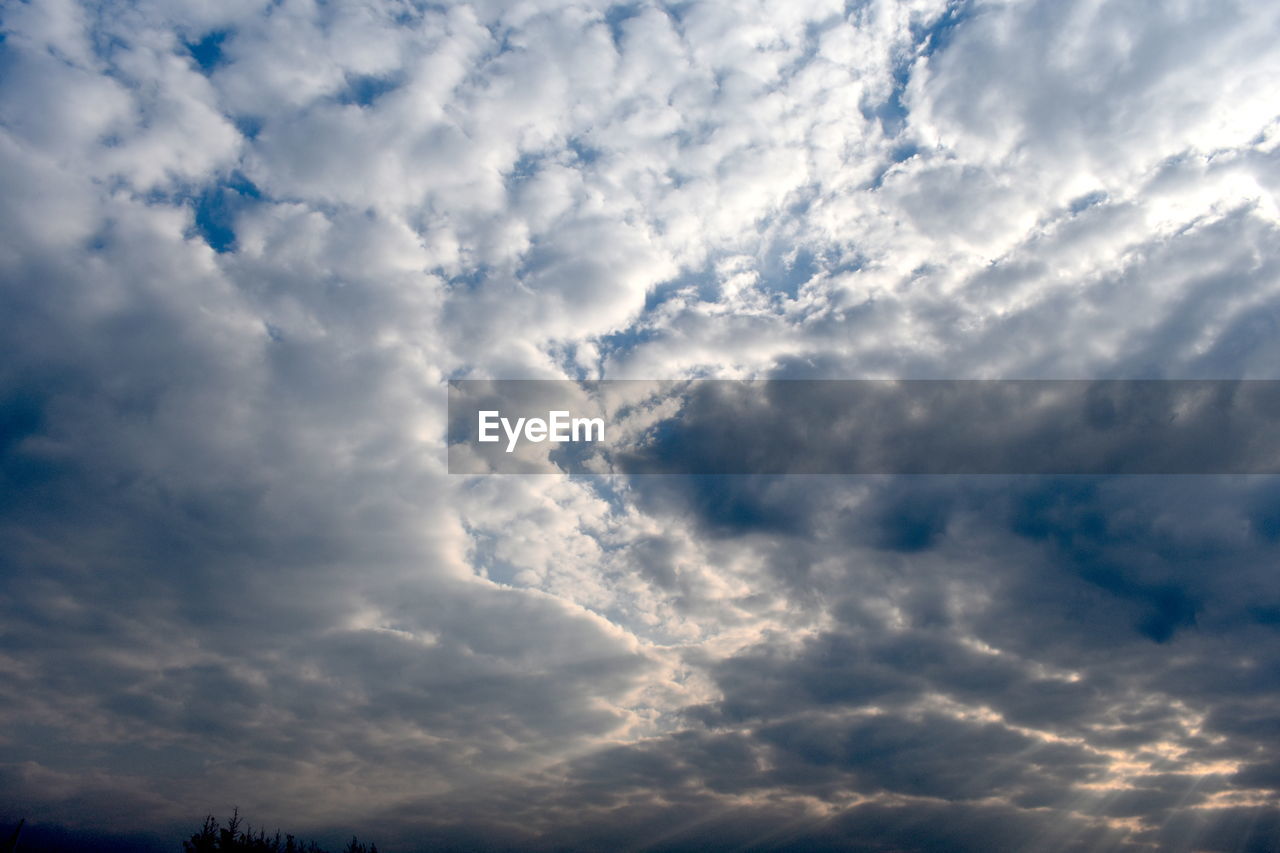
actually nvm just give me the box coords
[447,380,1280,475]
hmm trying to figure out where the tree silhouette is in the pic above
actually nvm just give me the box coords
[2,819,23,853]
[182,810,375,853]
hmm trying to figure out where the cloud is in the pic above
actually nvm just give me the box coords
[2,0,1280,850]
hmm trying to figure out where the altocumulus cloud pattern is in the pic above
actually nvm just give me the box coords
[3,0,1280,851]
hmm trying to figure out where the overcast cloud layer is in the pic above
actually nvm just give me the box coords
[3,0,1280,850]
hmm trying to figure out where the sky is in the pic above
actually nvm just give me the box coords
[2,0,1280,850]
